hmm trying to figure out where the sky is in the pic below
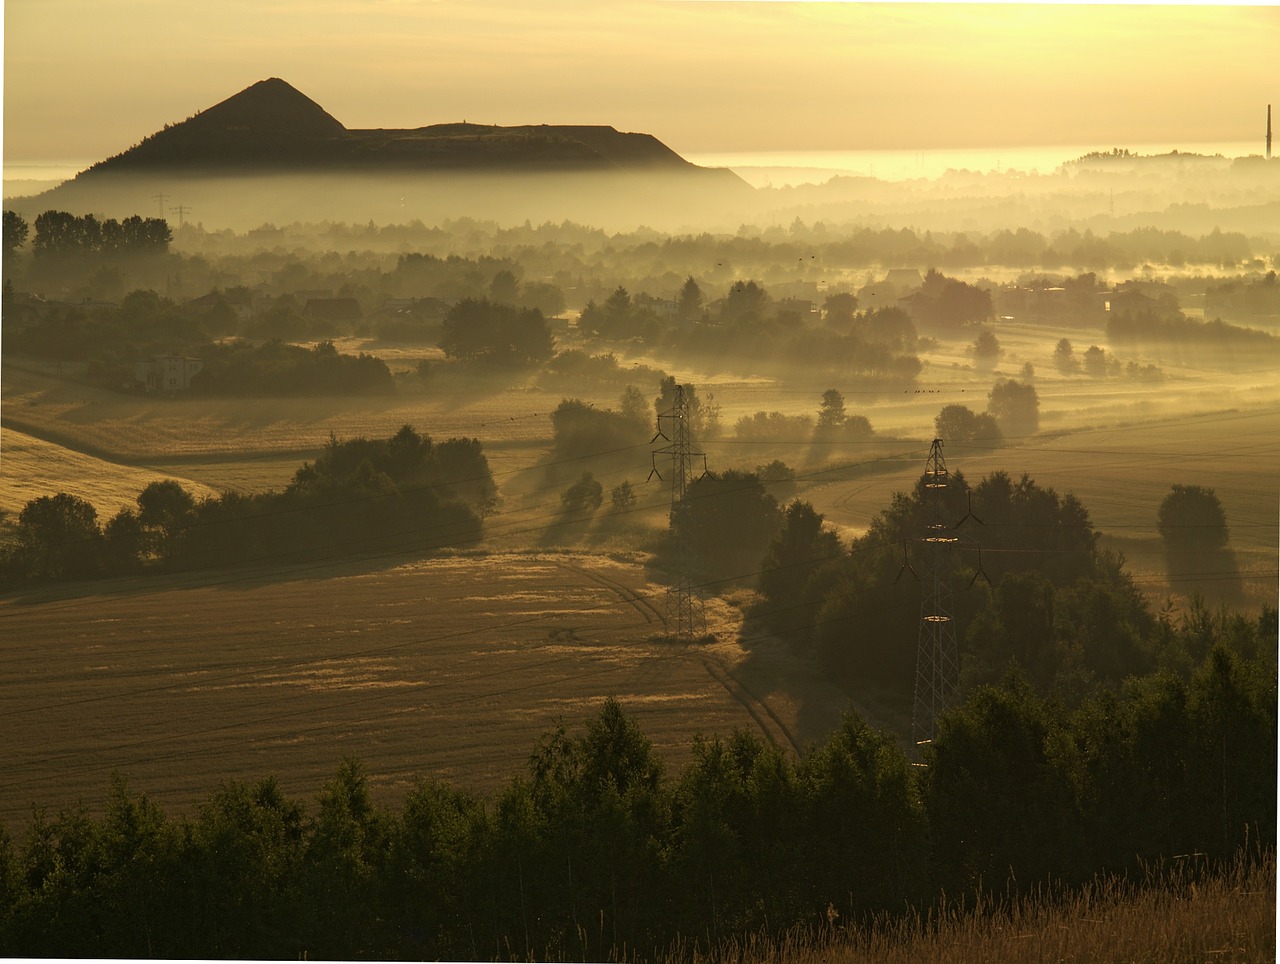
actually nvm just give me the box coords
[3,1,1279,166]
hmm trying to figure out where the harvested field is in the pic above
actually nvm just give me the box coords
[0,428,222,525]
[0,550,850,830]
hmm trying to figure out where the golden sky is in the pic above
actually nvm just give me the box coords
[3,1,1278,163]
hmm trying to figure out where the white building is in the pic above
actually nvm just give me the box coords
[135,354,204,392]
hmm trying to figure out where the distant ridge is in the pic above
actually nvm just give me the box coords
[76,78,730,176]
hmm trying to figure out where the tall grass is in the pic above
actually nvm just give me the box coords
[654,847,1275,964]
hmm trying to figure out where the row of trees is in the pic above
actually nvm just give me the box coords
[1,641,1272,960]
[574,279,926,380]
[0,426,493,586]
[3,210,171,261]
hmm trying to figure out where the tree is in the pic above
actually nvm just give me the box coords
[3,210,28,262]
[518,281,565,317]
[758,501,842,638]
[439,298,553,365]
[14,492,103,580]
[103,508,146,572]
[610,480,637,513]
[934,404,1001,443]
[560,472,604,518]
[822,292,858,328]
[971,328,1000,369]
[489,269,520,304]
[815,389,846,437]
[1157,484,1229,553]
[1082,344,1108,378]
[1054,337,1082,375]
[670,470,782,578]
[986,378,1039,437]
[677,276,704,321]
[914,269,992,328]
[721,280,769,324]
[137,480,197,556]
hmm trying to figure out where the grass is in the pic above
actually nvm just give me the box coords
[659,848,1276,964]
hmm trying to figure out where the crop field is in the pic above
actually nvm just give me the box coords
[0,550,850,830]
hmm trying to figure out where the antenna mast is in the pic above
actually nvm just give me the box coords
[650,385,708,640]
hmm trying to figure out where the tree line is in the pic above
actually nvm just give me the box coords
[0,426,493,587]
[0,632,1272,960]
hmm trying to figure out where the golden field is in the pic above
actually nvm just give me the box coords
[0,549,850,829]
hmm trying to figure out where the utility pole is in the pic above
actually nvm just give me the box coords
[649,384,708,640]
[912,438,962,750]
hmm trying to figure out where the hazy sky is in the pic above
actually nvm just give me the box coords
[3,1,1278,164]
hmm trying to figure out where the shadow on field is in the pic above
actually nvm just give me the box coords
[0,548,486,607]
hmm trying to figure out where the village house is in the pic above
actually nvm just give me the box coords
[135,354,204,392]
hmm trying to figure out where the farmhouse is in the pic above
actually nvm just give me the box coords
[135,354,204,392]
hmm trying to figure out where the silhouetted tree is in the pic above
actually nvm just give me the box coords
[934,404,1001,443]
[987,378,1039,437]
[12,492,103,580]
[1053,337,1078,374]
[2,210,28,262]
[677,276,704,321]
[439,298,553,365]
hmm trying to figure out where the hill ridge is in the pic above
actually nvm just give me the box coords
[79,78,714,176]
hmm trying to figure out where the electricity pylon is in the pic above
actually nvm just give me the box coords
[913,438,962,749]
[649,384,708,640]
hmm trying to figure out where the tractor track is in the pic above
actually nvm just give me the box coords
[562,561,799,754]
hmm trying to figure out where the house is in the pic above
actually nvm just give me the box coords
[857,268,923,311]
[776,297,817,321]
[185,289,254,320]
[135,354,203,392]
[303,297,363,325]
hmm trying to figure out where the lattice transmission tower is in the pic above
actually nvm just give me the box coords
[649,384,708,640]
[912,438,963,749]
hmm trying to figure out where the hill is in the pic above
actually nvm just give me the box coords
[76,78,718,175]
[7,78,750,230]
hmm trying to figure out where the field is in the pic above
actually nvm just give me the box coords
[2,319,1278,828]
[0,549,851,829]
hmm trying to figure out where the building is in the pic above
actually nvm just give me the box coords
[135,354,204,392]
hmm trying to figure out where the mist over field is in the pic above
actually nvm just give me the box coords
[2,80,1277,959]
